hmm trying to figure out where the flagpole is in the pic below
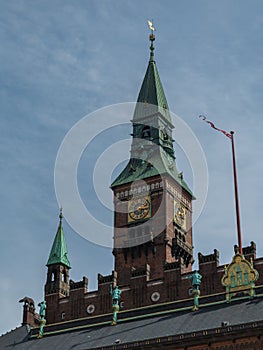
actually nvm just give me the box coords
[230,131,243,254]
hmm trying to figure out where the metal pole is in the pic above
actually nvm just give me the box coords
[230,131,243,254]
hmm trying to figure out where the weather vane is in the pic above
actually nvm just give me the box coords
[147,19,155,33]
[147,19,155,56]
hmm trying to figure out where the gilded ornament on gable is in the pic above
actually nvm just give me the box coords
[221,253,259,301]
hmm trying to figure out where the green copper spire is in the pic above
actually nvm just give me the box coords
[46,209,71,268]
[133,30,172,124]
[111,26,193,197]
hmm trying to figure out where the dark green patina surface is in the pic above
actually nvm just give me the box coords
[111,147,192,195]
[111,36,192,197]
[46,210,71,268]
[133,41,171,124]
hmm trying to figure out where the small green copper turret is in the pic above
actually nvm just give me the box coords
[46,209,71,269]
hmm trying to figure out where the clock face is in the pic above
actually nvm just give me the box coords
[174,201,186,229]
[128,196,151,223]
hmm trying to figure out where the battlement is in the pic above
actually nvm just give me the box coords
[34,243,262,325]
[70,277,88,291]
[198,249,219,265]
[98,271,117,285]
[164,261,181,271]
[131,264,150,279]
[238,241,257,260]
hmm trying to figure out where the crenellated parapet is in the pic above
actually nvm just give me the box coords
[70,277,88,292]
[40,238,263,326]
[238,241,257,260]
[198,249,220,265]
[98,271,116,285]
[131,264,150,279]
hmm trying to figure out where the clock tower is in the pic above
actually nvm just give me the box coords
[111,33,194,287]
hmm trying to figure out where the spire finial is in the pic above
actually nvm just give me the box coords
[59,207,63,222]
[147,19,155,61]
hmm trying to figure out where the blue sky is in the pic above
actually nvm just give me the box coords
[1,0,263,335]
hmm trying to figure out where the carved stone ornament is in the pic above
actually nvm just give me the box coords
[221,253,259,301]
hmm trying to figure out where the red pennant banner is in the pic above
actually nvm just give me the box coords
[199,115,232,139]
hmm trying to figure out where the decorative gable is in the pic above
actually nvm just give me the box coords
[221,253,259,301]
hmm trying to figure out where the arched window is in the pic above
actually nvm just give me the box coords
[162,128,168,141]
[62,271,67,283]
[142,126,150,139]
[51,272,56,282]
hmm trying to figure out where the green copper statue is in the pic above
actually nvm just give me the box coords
[192,289,200,311]
[37,301,47,338]
[187,271,202,311]
[187,270,202,290]
[110,284,122,325]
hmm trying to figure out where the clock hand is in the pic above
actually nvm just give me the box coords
[137,204,148,211]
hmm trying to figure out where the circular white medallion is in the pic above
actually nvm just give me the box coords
[151,291,160,302]
[87,304,95,314]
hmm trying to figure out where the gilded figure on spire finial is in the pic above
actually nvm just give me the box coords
[147,19,155,41]
[147,19,155,33]
[147,20,155,60]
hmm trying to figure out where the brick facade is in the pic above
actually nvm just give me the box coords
[42,243,263,324]
[42,163,262,325]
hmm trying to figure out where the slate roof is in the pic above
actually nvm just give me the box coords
[1,297,262,349]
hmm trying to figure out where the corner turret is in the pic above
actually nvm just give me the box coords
[45,209,70,297]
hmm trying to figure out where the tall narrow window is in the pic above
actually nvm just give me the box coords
[62,271,67,283]
[51,272,55,282]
